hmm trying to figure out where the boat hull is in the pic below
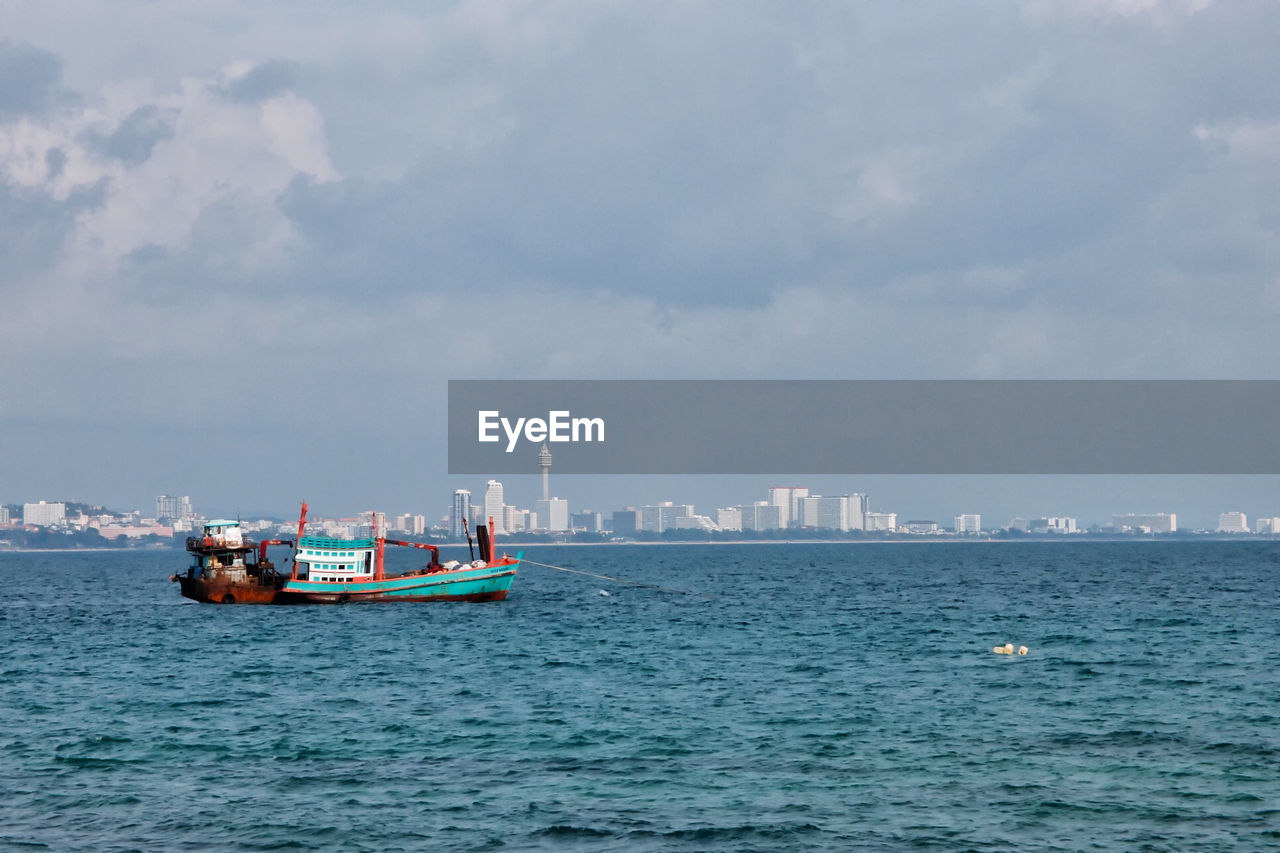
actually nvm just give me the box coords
[273,560,518,604]
[174,572,283,605]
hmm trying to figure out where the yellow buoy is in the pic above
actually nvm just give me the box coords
[1003,643,1015,655]
[1018,646,1029,656]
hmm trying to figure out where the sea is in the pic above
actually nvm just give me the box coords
[1,542,1277,851]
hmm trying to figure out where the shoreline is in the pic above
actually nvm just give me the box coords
[2,537,1277,555]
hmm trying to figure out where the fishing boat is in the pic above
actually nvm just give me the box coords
[275,503,519,604]
[171,503,518,604]
[171,519,292,604]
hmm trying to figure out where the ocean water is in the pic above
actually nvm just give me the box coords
[1,542,1277,851]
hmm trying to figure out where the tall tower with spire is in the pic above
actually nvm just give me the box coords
[538,442,552,501]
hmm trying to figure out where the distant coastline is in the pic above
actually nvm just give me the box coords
[6,536,1279,554]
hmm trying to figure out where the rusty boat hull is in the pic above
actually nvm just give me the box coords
[173,568,285,604]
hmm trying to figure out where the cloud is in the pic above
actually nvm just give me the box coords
[0,40,75,119]
[217,59,302,102]
[2,4,1280,514]
[1195,119,1280,162]
[1022,0,1214,23]
[0,60,337,280]
[82,105,178,165]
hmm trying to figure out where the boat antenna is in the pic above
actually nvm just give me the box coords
[462,517,475,562]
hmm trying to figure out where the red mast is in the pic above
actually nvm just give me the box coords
[374,511,386,581]
[291,501,308,580]
[488,515,496,566]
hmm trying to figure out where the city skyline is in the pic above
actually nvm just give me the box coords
[5,478,1277,536]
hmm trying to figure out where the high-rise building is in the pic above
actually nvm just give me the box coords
[738,502,782,531]
[538,443,552,502]
[1254,516,1280,534]
[768,487,809,529]
[536,498,570,532]
[23,501,66,527]
[503,505,529,533]
[155,495,193,522]
[1217,512,1248,533]
[484,480,505,534]
[571,511,602,532]
[639,502,694,533]
[955,514,982,533]
[356,510,386,538]
[450,489,471,538]
[0,506,9,525]
[796,495,850,531]
[847,493,868,530]
[612,508,640,535]
[864,511,897,532]
[1046,516,1077,534]
[715,507,742,531]
[1112,513,1176,533]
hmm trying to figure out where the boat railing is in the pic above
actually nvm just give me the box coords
[186,535,253,551]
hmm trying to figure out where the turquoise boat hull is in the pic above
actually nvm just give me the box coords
[275,557,519,604]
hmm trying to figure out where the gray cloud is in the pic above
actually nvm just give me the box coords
[218,58,302,102]
[83,105,178,165]
[0,40,75,119]
[0,179,105,275]
[4,2,1280,517]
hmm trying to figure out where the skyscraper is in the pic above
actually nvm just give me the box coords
[23,501,66,527]
[538,442,552,502]
[536,498,569,532]
[450,489,470,538]
[1217,512,1248,533]
[156,494,193,521]
[484,480,505,534]
[768,487,809,529]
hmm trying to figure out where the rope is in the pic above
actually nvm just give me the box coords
[519,558,714,598]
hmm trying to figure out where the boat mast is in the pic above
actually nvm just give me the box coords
[488,515,496,565]
[374,511,386,580]
[291,501,308,580]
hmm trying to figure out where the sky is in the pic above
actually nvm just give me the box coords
[2,0,1278,528]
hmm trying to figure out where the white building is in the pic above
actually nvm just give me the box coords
[1046,516,1077,534]
[23,501,66,527]
[1112,513,1176,534]
[155,495,194,521]
[738,502,782,531]
[484,480,505,534]
[640,502,694,533]
[768,486,809,529]
[903,520,939,534]
[1254,516,1280,534]
[954,514,982,534]
[0,506,9,525]
[535,498,570,532]
[864,511,897,532]
[674,515,719,532]
[1217,512,1249,533]
[450,489,470,538]
[715,507,743,532]
[847,493,868,531]
[796,495,852,531]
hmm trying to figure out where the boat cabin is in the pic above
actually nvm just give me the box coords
[294,536,376,583]
[185,519,256,577]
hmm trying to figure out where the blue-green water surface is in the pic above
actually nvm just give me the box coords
[1,542,1278,851]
